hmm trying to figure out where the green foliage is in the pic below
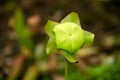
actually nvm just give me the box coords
[44,12,95,63]
[65,59,120,80]
[0,77,4,80]
[86,59,120,80]
[14,8,34,54]
[68,70,85,80]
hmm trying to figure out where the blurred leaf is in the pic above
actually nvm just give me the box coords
[87,59,120,80]
[23,65,39,80]
[14,8,24,35]
[14,8,34,54]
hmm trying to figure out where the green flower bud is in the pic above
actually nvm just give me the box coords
[53,22,84,54]
[44,12,95,63]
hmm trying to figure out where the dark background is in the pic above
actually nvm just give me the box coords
[0,0,120,80]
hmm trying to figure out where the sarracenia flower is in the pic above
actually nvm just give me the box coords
[44,12,95,63]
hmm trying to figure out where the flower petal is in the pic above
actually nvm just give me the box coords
[61,50,77,63]
[61,12,81,26]
[83,30,95,47]
[46,32,57,54]
[44,20,59,36]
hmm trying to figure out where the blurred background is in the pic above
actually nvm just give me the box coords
[0,0,120,80]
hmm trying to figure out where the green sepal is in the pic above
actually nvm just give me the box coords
[44,20,59,37]
[83,30,95,47]
[61,50,77,63]
[61,12,81,26]
[46,32,57,54]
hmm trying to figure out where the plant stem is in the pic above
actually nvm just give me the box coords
[65,60,68,80]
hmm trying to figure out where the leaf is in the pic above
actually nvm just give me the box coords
[44,20,59,37]
[53,22,85,54]
[21,29,34,52]
[46,32,57,54]
[14,8,25,38]
[61,50,77,63]
[14,8,34,53]
[23,65,39,80]
[83,30,95,47]
[61,12,81,26]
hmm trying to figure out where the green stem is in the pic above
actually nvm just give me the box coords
[65,60,68,80]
